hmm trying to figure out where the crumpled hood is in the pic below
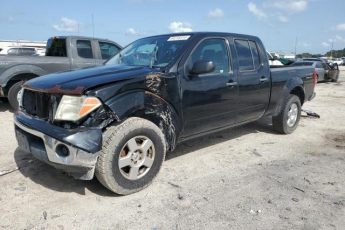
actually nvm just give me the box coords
[24,65,154,95]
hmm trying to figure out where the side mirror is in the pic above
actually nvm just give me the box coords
[190,60,215,75]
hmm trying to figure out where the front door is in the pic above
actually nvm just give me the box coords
[181,38,238,137]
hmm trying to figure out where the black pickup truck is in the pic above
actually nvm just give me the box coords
[14,32,316,195]
[0,36,121,109]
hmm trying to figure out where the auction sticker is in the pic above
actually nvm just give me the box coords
[167,35,191,41]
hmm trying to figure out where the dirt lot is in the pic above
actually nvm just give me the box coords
[1,67,345,230]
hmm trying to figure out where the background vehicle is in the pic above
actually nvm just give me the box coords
[0,47,38,56]
[15,32,316,195]
[267,51,284,66]
[290,60,330,82]
[330,58,344,66]
[0,36,122,109]
[300,58,339,82]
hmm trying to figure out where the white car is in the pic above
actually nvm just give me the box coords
[0,46,41,56]
[267,52,283,66]
[331,58,344,66]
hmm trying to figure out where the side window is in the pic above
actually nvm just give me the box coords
[20,48,36,55]
[315,62,323,68]
[189,38,230,74]
[99,42,120,59]
[249,41,261,69]
[322,63,329,70]
[77,40,93,59]
[235,39,254,71]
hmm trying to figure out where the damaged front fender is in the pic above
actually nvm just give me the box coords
[104,90,182,151]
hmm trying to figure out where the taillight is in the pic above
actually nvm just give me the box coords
[312,70,317,86]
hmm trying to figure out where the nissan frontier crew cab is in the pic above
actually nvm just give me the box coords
[14,32,317,195]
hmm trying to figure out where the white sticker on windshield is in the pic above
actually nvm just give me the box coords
[167,35,191,41]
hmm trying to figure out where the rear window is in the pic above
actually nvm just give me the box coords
[46,38,67,57]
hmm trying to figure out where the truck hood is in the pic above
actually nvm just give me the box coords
[24,65,155,95]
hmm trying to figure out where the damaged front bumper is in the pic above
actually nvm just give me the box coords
[14,112,103,180]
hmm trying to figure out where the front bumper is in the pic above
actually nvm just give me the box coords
[14,112,103,180]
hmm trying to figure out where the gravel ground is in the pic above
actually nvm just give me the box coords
[0,67,344,230]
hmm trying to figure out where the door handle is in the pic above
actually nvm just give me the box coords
[226,82,238,87]
[260,77,269,82]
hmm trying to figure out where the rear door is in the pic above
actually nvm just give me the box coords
[181,37,238,137]
[233,39,271,122]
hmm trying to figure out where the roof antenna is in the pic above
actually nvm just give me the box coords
[92,14,95,38]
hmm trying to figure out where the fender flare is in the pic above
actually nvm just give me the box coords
[1,64,47,87]
[104,90,182,151]
[274,77,305,116]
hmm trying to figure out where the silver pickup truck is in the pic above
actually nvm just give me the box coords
[0,36,121,109]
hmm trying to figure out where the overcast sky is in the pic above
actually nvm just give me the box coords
[0,0,344,54]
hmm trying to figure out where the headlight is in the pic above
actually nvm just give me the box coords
[54,95,102,121]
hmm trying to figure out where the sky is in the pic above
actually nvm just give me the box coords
[0,0,345,54]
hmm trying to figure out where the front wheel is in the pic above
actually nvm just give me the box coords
[95,117,166,195]
[272,95,301,134]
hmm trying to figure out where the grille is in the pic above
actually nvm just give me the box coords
[22,89,60,121]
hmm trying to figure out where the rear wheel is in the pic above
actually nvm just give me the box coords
[8,81,23,110]
[95,117,166,195]
[272,95,301,134]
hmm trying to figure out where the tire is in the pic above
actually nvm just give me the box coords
[272,95,301,134]
[8,81,23,110]
[331,75,339,82]
[95,117,166,195]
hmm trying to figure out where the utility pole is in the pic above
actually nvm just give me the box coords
[330,41,334,58]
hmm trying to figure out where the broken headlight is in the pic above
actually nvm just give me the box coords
[54,95,102,122]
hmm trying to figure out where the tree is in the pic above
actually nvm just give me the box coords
[325,48,345,58]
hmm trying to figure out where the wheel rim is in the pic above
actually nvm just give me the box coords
[287,103,298,127]
[118,135,155,180]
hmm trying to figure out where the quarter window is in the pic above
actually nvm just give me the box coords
[99,42,121,59]
[77,40,93,59]
[189,38,230,74]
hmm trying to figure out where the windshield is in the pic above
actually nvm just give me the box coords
[106,35,191,68]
